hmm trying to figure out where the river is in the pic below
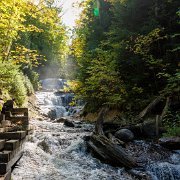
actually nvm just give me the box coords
[12,79,180,180]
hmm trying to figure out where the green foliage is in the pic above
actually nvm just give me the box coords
[0,0,68,105]
[21,67,40,91]
[0,0,43,60]
[163,110,180,127]
[0,61,27,106]
[76,49,126,107]
[163,127,180,137]
[162,109,180,137]
[10,73,27,106]
[72,0,179,113]
[161,71,180,96]
[24,76,34,96]
[16,1,68,79]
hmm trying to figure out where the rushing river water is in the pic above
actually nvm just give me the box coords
[12,79,180,180]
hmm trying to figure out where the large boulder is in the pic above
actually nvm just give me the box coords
[159,137,180,150]
[38,139,52,154]
[115,129,134,142]
[48,109,56,120]
[64,119,75,127]
[55,117,67,123]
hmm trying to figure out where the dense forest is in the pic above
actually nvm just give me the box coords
[0,0,67,106]
[0,1,180,179]
[71,0,180,135]
[0,0,179,135]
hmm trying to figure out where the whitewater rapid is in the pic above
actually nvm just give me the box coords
[11,90,180,180]
[12,119,133,180]
[12,91,132,180]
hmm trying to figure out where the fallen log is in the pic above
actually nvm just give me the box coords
[88,134,137,168]
[108,133,125,147]
[137,96,162,119]
[160,97,171,122]
[87,107,138,169]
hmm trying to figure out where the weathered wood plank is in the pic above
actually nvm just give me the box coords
[137,96,162,119]
[0,149,23,175]
[5,108,28,117]
[4,140,20,151]
[0,151,12,163]
[0,169,11,180]
[0,140,5,150]
[88,135,137,168]
[0,131,26,140]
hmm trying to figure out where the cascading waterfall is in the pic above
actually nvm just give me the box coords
[12,79,180,180]
[40,78,67,90]
[36,91,69,119]
[37,79,79,119]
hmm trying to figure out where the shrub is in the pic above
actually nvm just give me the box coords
[24,75,34,95]
[162,110,180,137]
[163,127,180,137]
[0,61,27,106]
[9,73,27,106]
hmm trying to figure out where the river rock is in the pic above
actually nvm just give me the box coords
[64,119,75,127]
[38,139,52,154]
[55,117,67,123]
[159,137,180,150]
[48,109,56,120]
[115,129,134,142]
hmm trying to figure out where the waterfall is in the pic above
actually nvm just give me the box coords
[36,78,81,119]
[36,91,74,119]
[40,78,67,90]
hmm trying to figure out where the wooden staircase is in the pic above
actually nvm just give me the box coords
[0,108,31,180]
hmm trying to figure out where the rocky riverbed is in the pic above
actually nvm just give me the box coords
[12,89,180,180]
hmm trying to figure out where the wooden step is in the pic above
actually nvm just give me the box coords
[0,131,26,140]
[0,169,11,180]
[4,140,20,151]
[0,149,23,175]
[0,140,24,164]
[0,140,5,150]
[0,151,12,163]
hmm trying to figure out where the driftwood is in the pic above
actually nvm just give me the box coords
[108,133,125,147]
[88,135,137,168]
[138,96,162,119]
[87,106,138,169]
[95,107,108,135]
[160,97,171,122]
